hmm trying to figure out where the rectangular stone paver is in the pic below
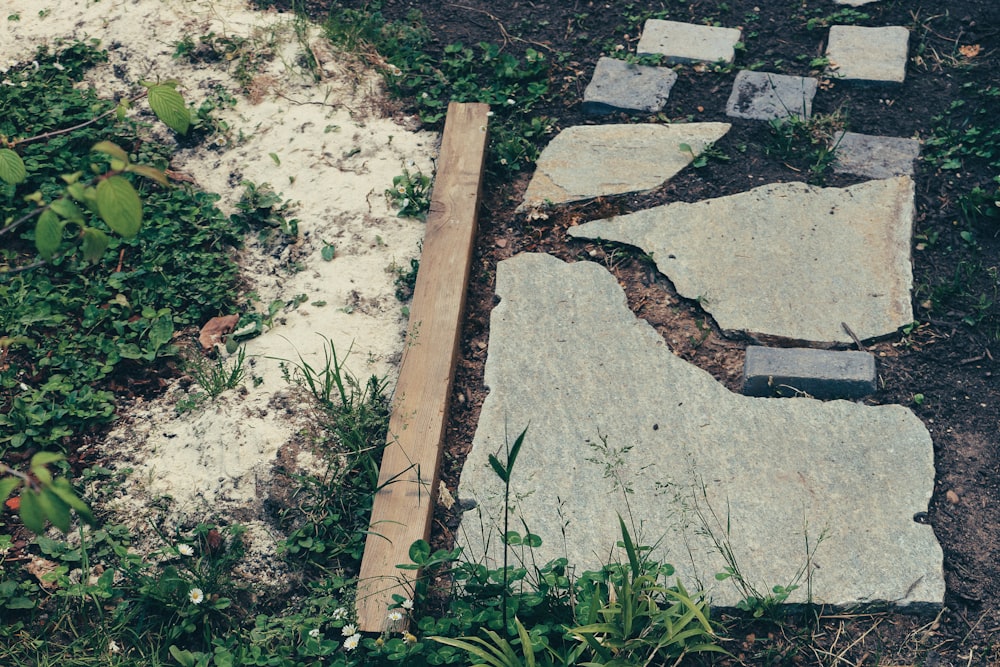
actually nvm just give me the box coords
[726,70,817,121]
[637,19,742,64]
[826,25,910,84]
[742,346,877,399]
[583,57,678,115]
[833,131,921,179]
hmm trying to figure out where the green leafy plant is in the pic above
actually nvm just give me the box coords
[0,452,93,534]
[765,111,846,183]
[386,166,432,219]
[187,345,248,399]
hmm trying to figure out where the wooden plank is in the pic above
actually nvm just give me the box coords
[356,102,490,632]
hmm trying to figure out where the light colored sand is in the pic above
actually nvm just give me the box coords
[2,0,437,577]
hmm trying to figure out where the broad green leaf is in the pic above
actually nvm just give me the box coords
[50,477,94,524]
[30,451,64,468]
[126,163,170,187]
[37,488,71,533]
[49,197,84,222]
[96,175,142,237]
[148,84,190,135]
[35,209,66,259]
[148,315,174,351]
[408,539,431,565]
[0,477,20,504]
[321,244,336,261]
[0,148,26,184]
[81,227,109,263]
[91,141,129,163]
[18,489,46,534]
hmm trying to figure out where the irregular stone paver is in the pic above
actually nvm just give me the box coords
[742,346,877,399]
[826,25,910,84]
[833,131,921,179]
[517,122,730,212]
[583,57,678,115]
[457,253,944,609]
[568,176,915,343]
[726,70,817,120]
[636,19,742,64]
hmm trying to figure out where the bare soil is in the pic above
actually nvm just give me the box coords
[271,0,1000,663]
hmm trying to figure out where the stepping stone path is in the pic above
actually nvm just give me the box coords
[583,57,678,115]
[826,25,910,84]
[726,70,817,121]
[517,123,730,212]
[570,177,916,344]
[459,16,944,611]
[457,254,944,609]
[833,131,921,179]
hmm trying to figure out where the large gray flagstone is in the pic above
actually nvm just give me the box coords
[516,123,731,213]
[568,176,916,344]
[456,253,943,609]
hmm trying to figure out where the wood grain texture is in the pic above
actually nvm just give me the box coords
[356,102,490,632]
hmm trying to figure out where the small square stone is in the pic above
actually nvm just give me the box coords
[636,19,742,64]
[582,57,678,115]
[726,70,817,121]
[833,132,921,179]
[826,25,910,84]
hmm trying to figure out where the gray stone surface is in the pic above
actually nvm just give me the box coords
[583,57,679,115]
[636,19,742,64]
[568,176,916,344]
[517,122,730,212]
[726,70,817,120]
[457,253,943,609]
[826,25,910,84]
[742,346,877,399]
[833,131,921,178]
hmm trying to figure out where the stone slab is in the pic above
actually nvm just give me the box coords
[826,25,910,84]
[726,70,817,121]
[582,56,679,115]
[742,346,877,399]
[457,253,943,609]
[569,176,916,344]
[636,19,742,64]
[517,122,730,212]
[833,131,921,179]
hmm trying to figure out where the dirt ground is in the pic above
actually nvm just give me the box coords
[279,0,1000,663]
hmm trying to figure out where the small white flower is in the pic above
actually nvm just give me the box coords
[402,631,417,645]
[20,81,28,87]
[614,44,625,52]
[396,184,407,194]
[108,640,122,654]
[52,62,64,71]
[399,197,410,209]
[342,623,357,637]
[486,111,494,117]
[387,610,403,622]
[309,628,321,638]
[421,92,429,99]
[31,61,39,70]
[343,633,361,651]
[387,64,402,76]
[506,98,515,105]
[188,587,204,605]
[401,598,414,610]
[177,544,194,556]
[332,607,348,620]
